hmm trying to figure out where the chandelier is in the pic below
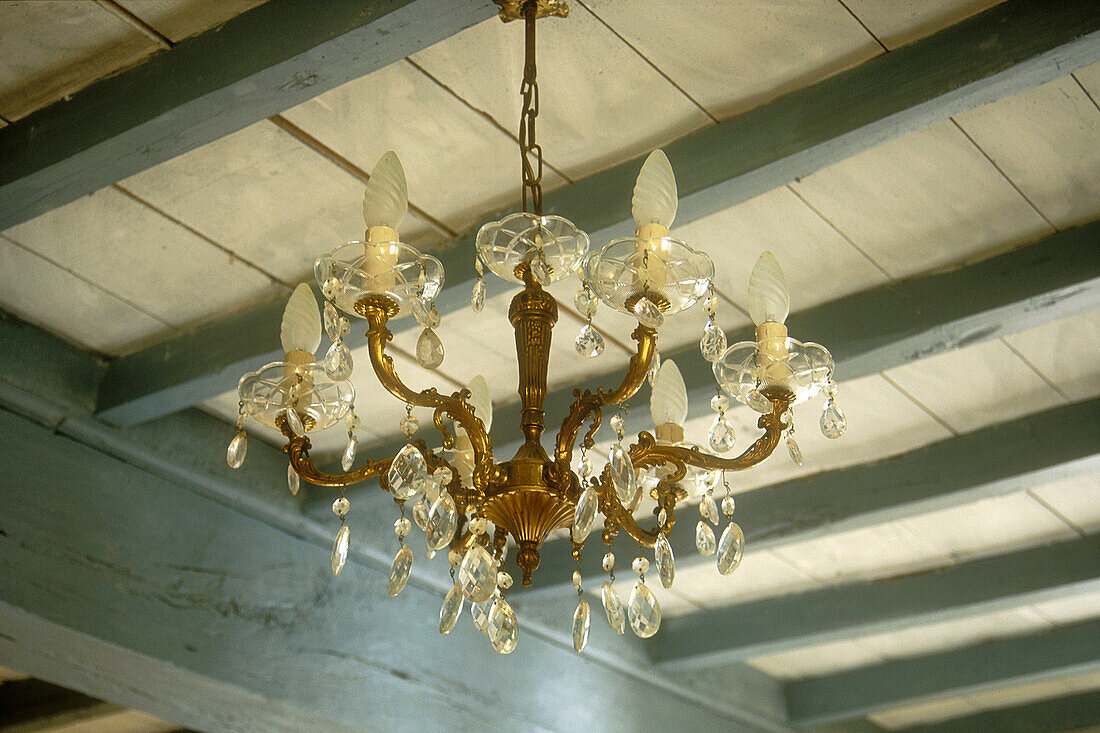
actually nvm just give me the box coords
[225,0,845,655]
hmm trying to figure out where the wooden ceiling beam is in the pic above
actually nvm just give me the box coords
[898,689,1100,733]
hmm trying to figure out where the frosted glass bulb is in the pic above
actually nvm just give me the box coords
[467,374,492,432]
[362,150,408,229]
[650,359,688,426]
[747,251,790,326]
[631,149,678,229]
[280,283,321,355]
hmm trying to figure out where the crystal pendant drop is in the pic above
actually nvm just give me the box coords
[387,444,428,499]
[633,297,664,329]
[439,583,464,635]
[787,434,804,466]
[608,444,638,505]
[426,491,458,550]
[574,288,598,318]
[531,257,552,285]
[747,389,772,414]
[722,495,736,516]
[700,321,727,362]
[572,486,598,543]
[226,431,247,468]
[708,416,736,453]
[578,454,593,479]
[323,301,340,341]
[285,408,304,436]
[573,597,591,653]
[820,401,847,439]
[458,544,497,603]
[647,349,661,387]
[627,581,662,638]
[387,544,413,597]
[332,497,350,517]
[471,599,492,633]
[601,581,626,634]
[574,324,605,358]
[412,497,429,531]
[470,278,486,313]
[655,533,675,589]
[331,524,350,576]
[487,597,519,654]
[323,341,353,380]
[695,521,716,556]
[700,491,719,524]
[341,436,357,472]
[416,328,445,369]
[717,522,745,575]
[287,463,300,496]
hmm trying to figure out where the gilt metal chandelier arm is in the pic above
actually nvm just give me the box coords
[594,475,663,548]
[279,425,391,488]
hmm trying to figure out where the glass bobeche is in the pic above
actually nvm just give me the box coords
[315,240,444,320]
[238,362,355,431]
[583,235,713,316]
[476,212,589,284]
[713,338,834,407]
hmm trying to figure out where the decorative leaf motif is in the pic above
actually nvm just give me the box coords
[747,251,790,326]
[362,150,408,229]
[280,283,321,354]
[650,359,688,426]
[631,149,678,228]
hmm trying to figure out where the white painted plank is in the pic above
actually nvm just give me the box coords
[1031,586,1100,625]
[116,0,267,43]
[955,74,1100,229]
[747,638,884,680]
[581,0,881,119]
[1004,310,1100,402]
[856,607,1052,662]
[1074,60,1100,101]
[869,696,981,729]
[962,669,1100,714]
[49,709,181,733]
[1029,471,1100,535]
[789,120,1054,279]
[841,0,1005,51]
[671,549,822,610]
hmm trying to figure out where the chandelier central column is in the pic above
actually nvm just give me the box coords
[509,265,558,448]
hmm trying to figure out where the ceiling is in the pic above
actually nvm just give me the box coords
[0,1,1097,731]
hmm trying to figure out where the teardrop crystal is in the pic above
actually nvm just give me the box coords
[820,401,847,439]
[655,533,675,589]
[458,544,497,603]
[470,278,486,313]
[700,492,719,524]
[717,522,745,575]
[574,323,605,358]
[700,321,727,363]
[487,597,518,654]
[708,416,736,453]
[387,544,413,597]
[285,408,304,436]
[609,443,637,505]
[287,463,300,496]
[226,431,247,468]
[627,581,662,638]
[696,521,716,556]
[323,340,353,380]
[341,436,357,472]
[572,486,598,543]
[787,434,804,466]
[633,297,664,329]
[331,524,350,576]
[323,301,340,341]
[415,328,445,369]
[439,583,464,635]
[412,497,429,531]
[471,599,492,633]
[531,257,552,285]
[601,581,626,634]
[573,597,591,653]
[647,349,661,387]
[387,444,428,499]
[426,491,458,550]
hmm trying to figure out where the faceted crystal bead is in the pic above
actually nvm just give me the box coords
[487,597,519,654]
[695,521,716,556]
[412,498,429,531]
[321,276,341,300]
[633,297,664,329]
[439,583,464,635]
[426,491,458,550]
[341,436,357,472]
[820,400,847,439]
[434,466,453,487]
[572,570,583,592]
[469,516,488,535]
[657,508,667,527]
[332,497,350,517]
[323,341,353,380]
[655,533,675,589]
[602,552,615,571]
[609,444,637,505]
[287,463,300,496]
[574,288,598,318]
[572,486,598,543]
[531,257,552,286]
[573,597,591,653]
[458,545,497,603]
[632,557,649,574]
[415,328,445,369]
[497,571,513,590]
[447,549,462,567]
[471,599,492,633]
[609,414,625,438]
[470,278,486,313]
[708,416,736,453]
[710,394,729,412]
[746,389,772,414]
[412,299,440,328]
[387,544,413,597]
[700,491,719,524]
[394,517,412,538]
[345,412,361,431]
[787,434,804,466]
[628,581,662,638]
[324,301,341,341]
[717,522,745,575]
[399,413,419,437]
[704,295,718,318]
[388,444,428,500]
[578,454,593,479]
[700,321,727,363]
[331,524,350,576]
[601,581,626,634]
[574,324,605,358]
[722,495,736,516]
[285,409,305,436]
[226,430,247,468]
[647,349,661,387]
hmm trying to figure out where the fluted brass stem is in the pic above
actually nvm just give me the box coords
[508,264,558,446]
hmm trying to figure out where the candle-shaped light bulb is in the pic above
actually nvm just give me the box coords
[280,283,321,356]
[467,374,492,432]
[747,251,790,326]
[362,151,407,229]
[650,359,688,427]
[632,149,678,229]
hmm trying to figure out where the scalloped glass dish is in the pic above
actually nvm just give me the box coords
[315,240,444,319]
[583,235,713,316]
[238,362,355,431]
[476,212,589,284]
[713,338,834,406]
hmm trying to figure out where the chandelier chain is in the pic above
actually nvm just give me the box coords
[519,1,543,216]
